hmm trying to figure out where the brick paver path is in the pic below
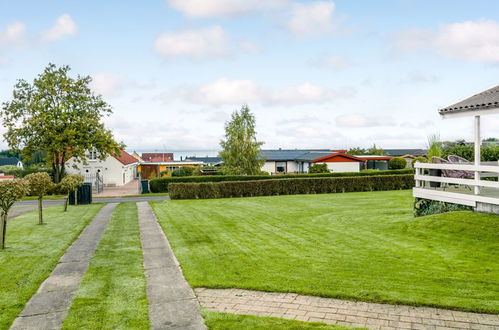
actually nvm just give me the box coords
[195,288,499,330]
[10,203,117,330]
[138,202,206,330]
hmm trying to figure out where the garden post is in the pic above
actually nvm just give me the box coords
[38,197,43,225]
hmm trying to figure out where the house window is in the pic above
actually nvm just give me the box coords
[89,150,98,160]
[276,161,287,173]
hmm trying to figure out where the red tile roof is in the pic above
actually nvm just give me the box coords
[114,150,139,165]
[141,153,174,162]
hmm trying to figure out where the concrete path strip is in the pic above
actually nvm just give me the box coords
[10,203,118,330]
[137,202,206,330]
[196,288,499,330]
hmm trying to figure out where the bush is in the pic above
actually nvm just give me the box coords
[169,174,415,199]
[0,164,53,178]
[308,163,329,173]
[389,157,407,169]
[172,167,194,177]
[411,157,428,166]
[149,168,414,193]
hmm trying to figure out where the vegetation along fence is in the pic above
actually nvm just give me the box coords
[169,174,415,199]
[150,169,414,193]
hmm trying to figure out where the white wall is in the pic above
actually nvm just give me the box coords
[66,156,138,186]
[319,162,360,173]
[261,161,276,174]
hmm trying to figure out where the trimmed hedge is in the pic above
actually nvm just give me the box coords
[169,174,415,199]
[150,169,414,193]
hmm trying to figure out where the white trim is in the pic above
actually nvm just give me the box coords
[413,187,499,207]
[440,107,499,119]
[414,162,499,172]
[414,174,499,188]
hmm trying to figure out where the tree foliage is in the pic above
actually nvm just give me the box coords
[388,157,407,169]
[427,133,443,162]
[347,147,367,155]
[0,63,124,183]
[25,172,52,225]
[219,105,264,175]
[0,179,30,249]
[366,144,386,156]
[61,174,84,211]
[308,163,329,173]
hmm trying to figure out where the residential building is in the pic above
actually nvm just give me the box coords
[66,150,139,186]
[0,157,23,168]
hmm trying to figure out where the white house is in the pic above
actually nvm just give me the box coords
[66,150,139,186]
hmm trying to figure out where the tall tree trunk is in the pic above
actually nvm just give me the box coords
[0,212,5,250]
[74,190,78,206]
[38,197,43,225]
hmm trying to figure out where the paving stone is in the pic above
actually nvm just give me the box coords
[138,202,205,330]
[10,203,117,329]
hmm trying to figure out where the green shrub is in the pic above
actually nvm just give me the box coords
[149,169,414,193]
[411,156,427,166]
[414,198,471,217]
[308,163,329,173]
[172,167,194,177]
[389,157,407,169]
[169,174,415,199]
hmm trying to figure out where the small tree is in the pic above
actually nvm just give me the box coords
[25,172,52,225]
[0,179,30,249]
[347,147,367,155]
[309,163,329,173]
[219,105,264,175]
[61,174,84,211]
[388,157,407,169]
[367,144,386,156]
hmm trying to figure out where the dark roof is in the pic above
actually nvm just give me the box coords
[439,85,499,116]
[0,157,20,166]
[383,149,426,157]
[295,152,336,161]
[259,149,330,161]
[141,153,174,162]
[114,150,139,165]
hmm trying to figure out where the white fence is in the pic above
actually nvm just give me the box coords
[413,162,499,207]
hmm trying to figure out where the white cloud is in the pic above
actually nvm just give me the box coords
[401,71,439,84]
[285,1,337,38]
[41,14,77,42]
[0,22,26,46]
[395,20,499,63]
[238,40,262,54]
[154,25,229,59]
[335,113,393,128]
[90,73,123,97]
[166,0,285,18]
[170,78,354,106]
[309,54,351,70]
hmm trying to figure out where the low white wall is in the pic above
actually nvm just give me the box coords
[318,162,360,173]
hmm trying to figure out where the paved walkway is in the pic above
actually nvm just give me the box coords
[10,203,117,330]
[94,179,140,197]
[137,202,206,330]
[15,195,169,206]
[195,288,499,330]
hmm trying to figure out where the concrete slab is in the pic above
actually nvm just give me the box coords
[137,202,206,330]
[10,203,117,330]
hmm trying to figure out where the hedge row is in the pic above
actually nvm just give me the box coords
[169,174,415,199]
[149,169,414,193]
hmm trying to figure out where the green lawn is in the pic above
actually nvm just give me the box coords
[0,204,104,329]
[151,190,499,313]
[202,310,357,329]
[63,203,149,329]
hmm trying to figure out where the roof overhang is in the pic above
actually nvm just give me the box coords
[440,106,499,119]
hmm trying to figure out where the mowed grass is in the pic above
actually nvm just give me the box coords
[63,203,149,330]
[151,190,499,313]
[0,204,104,329]
[202,310,357,329]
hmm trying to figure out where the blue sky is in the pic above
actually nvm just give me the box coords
[1,0,499,152]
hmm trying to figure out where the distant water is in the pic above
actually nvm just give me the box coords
[132,150,219,161]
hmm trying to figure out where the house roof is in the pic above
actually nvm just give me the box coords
[356,155,392,160]
[114,150,139,165]
[439,84,499,117]
[259,149,330,161]
[184,156,223,164]
[295,152,337,161]
[141,153,174,162]
[0,157,20,166]
[312,153,365,163]
[383,149,426,157]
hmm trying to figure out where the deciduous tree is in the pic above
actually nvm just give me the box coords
[25,172,52,225]
[219,105,264,175]
[1,63,124,183]
[0,179,30,249]
[61,174,84,211]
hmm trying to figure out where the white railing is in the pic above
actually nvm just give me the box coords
[413,162,499,207]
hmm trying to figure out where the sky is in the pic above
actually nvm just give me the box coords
[1,0,499,152]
